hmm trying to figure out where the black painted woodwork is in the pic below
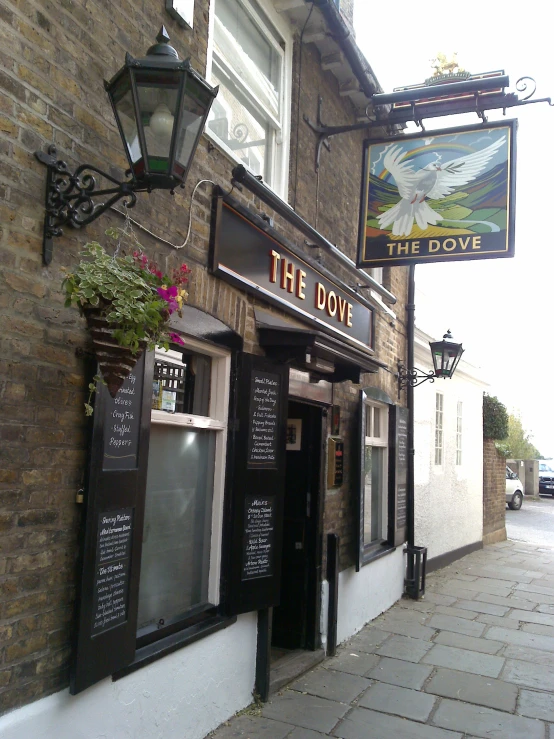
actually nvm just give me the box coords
[70,352,154,694]
[226,354,289,615]
[272,401,322,650]
[357,389,406,570]
[389,405,409,548]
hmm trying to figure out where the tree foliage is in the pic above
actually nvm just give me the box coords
[483,393,509,440]
[499,413,542,460]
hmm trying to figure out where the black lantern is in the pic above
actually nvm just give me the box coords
[397,328,464,395]
[35,27,218,264]
[429,330,464,379]
[106,27,218,191]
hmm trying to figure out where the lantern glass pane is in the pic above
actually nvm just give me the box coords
[111,75,141,165]
[135,70,181,173]
[174,77,212,177]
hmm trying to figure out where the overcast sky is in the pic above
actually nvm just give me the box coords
[354,1,554,458]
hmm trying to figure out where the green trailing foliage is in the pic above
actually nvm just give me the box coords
[62,231,190,415]
[62,238,189,354]
[483,393,509,441]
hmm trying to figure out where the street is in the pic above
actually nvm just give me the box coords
[208,540,554,739]
[506,496,554,548]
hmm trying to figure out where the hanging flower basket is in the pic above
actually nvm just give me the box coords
[63,234,190,413]
[82,304,147,398]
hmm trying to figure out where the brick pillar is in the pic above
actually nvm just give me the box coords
[483,438,507,545]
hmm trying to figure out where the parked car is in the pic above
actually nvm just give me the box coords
[506,466,524,510]
[539,462,554,497]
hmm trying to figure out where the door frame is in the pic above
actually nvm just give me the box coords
[279,397,327,651]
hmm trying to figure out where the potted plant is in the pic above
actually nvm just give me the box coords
[63,232,190,413]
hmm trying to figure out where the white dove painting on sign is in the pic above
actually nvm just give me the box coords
[357,122,516,267]
[377,137,506,237]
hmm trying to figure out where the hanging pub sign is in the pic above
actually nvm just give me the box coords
[357,120,517,268]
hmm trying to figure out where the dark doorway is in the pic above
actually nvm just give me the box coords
[271,400,323,651]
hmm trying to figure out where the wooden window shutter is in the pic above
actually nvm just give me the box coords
[70,352,154,694]
[388,404,409,547]
[225,353,289,615]
[356,394,367,572]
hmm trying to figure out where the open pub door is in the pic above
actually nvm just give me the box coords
[225,353,289,615]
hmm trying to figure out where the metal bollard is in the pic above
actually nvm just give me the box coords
[404,545,427,600]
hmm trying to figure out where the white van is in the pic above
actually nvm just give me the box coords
[506,466,524,510]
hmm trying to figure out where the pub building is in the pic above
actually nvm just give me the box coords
[0,1,411,737]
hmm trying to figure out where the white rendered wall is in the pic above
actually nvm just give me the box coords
[0,613,257,739]
[413,331,486,561]
[334,548,405,645]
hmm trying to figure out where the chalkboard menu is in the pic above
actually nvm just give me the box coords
[247,370,281,469]
[242,495,276,580]
[396,408,409,528]
[91,508,133,635]
[103,356,144,471]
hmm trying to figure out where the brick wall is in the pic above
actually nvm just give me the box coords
[483,438,507,545]
[0,0,408,713]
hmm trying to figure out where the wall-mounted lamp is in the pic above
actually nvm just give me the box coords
[35,27,218,264]
[398,330,464,396]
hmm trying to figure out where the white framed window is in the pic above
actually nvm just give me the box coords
[206,0,292,197]
[456,400,462,466]
[363,401,389,545]
[137,339,230,638]
[435,392,443,466]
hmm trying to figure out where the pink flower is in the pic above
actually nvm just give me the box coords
[172,263,191,285]
[169,332,185,346]
[157,285,179,313]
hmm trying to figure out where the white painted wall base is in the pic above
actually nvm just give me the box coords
[335,548,405,645]
[0,613,257,739]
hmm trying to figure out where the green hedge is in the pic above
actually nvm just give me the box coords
[483,393,509,440]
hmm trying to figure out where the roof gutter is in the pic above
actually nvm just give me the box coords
[310,0,382,98]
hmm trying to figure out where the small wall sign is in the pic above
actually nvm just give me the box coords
[327,437,344,488]
[166,0,194,29]
[286,419,302,450]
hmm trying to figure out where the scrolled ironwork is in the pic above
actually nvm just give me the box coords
[515,76,536,101]
[35,145,141,264]
[397,363,436,396]
[232,123,249,144]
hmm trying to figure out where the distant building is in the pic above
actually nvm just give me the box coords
[413,327,488,569]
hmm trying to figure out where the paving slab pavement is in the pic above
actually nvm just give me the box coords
[207,540,554,738]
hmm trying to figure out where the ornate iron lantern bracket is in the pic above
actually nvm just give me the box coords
[396,362,436,399]
[35,145,143,264]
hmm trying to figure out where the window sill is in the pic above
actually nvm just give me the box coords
[112,613,237,681]
[360,541,396,568]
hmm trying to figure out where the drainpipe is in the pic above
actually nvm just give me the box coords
[404,265,427,599]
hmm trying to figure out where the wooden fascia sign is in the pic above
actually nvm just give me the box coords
[357,120,517,267]
[211,198,374,350]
